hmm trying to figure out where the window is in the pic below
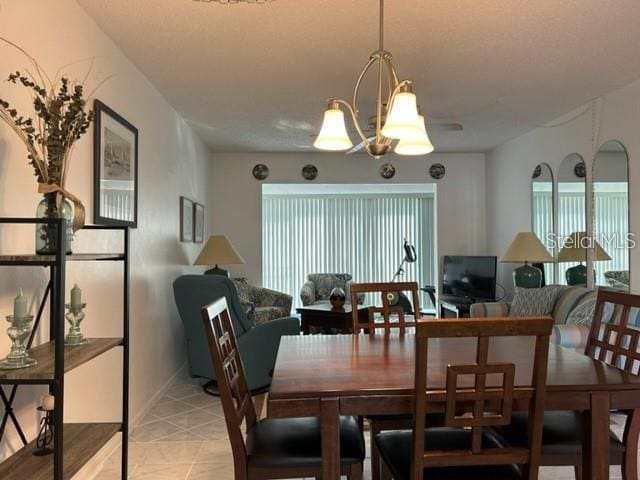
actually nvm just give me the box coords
[262,184,436,309]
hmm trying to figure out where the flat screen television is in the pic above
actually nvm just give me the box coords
[441,255,497,302]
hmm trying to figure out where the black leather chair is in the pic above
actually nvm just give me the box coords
[201,296,365,480]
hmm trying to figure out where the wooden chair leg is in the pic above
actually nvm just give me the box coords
[573,463,583,480]
[348,462,364,480]
[370,420,382,480]
[622,409,640,480]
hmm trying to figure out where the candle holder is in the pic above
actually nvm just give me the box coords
[65,303,88,346]
[0,314,37,370]
[33,406,54,456]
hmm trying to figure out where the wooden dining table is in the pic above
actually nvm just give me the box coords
[267,333,640,480]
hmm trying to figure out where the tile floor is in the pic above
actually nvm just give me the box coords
[94,373,627,479]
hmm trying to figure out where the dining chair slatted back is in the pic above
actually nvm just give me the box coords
[413,317,553,480]
[202,297,257,470]
[586,289,640,375]
[350,281,420,336]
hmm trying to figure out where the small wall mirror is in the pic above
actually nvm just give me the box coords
[531,163,555,284]
[556,153,587,285]
[593,140,630,291]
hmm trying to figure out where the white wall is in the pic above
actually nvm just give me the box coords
[210,152,486,286]
[486,79,640,296]
[0,0,209,462]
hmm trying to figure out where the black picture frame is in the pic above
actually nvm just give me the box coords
[180,196,194,243]
[194,203,205,243]
[93,100,139,227]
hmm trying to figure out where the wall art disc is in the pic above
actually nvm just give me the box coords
[379,163,396,179]
[302,164,318,181]
[429,163,446,180]
[252,163,269,180]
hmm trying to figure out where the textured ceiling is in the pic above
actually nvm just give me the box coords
[77,0,640,153]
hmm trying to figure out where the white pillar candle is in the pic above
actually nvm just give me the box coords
[70,284,82,308]
[13,289,27,318]
[41,394,55,411]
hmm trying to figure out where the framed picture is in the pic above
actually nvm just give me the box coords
[194,203,205,243]
[180,197,194,242]
[93,100,139,227]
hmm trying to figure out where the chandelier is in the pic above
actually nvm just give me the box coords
[314,0,434,158]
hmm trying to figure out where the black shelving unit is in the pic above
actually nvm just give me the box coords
[0,218,129,480]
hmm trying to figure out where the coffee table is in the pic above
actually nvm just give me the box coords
[296,303,369,334]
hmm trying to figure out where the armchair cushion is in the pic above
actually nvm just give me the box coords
[232,279,293,325]
[300,280,316,306]
[307,273,353,300]
[550,324,590,350]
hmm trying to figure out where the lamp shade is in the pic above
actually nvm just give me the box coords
[502,232,554,263]
[194,235,246,266]
[314,107,353,151]
[394,115,435,155]
[557,232,611,262]
[380,91,421,140]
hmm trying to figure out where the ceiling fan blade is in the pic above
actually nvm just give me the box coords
[346,137,375,154]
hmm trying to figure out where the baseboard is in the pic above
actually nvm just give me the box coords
[72,360,189,480]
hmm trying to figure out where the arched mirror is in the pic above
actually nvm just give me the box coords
[593,140,630,291]
[531,163,555,284]
[557,154,587,285]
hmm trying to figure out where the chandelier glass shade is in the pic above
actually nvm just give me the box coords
[314,0,434,158]
[395,115,435,155]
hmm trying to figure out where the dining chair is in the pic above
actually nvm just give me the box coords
[494,289,640,480]
[376,316,553,480]
[201,297,365,480]
[350,281,421,336]
[350,281,421,480]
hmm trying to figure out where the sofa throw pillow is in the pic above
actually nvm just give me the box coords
[565,292,597,326]
[509,286,563,317]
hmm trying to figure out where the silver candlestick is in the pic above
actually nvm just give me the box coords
[0,314,37,370]
[65,303,88,346]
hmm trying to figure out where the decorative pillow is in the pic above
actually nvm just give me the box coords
[551,286,590,325]
[566,293,615,327]
[565,292,597,326]
[509,286,563,317]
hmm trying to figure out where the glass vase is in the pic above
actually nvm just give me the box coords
[35,193,74,255]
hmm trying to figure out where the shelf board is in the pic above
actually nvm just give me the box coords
[0,338,123,384]
[0,422,121,480]
[0,253,124,266]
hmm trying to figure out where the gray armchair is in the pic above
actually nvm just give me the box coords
[300,273,365,306]
[231,278,293,325]
[173,275,300,391]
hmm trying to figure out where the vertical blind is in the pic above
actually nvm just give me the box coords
[532,188,554,283]
[262,192,436,309]
[594,186,629,285]
[534,186,628,285]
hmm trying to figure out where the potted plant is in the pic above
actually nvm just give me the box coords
[0,39,98,254]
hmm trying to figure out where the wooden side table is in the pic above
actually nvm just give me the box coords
[296,304,370,334]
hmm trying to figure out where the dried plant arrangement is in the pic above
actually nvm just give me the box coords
[0,37,107,233]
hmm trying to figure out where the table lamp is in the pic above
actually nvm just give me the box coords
[557,231,611,286]
[501,232,555,288]
[194,235,246,276]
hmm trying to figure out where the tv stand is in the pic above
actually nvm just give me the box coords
[439,298,471,318]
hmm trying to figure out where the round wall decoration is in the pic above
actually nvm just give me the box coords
[574,161,586,178]
[429,163,446,180]
[379,163,396,179]
[252,164,269,180]
[302,164,318,181]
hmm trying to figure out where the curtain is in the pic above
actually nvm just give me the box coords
[262,193,436,309]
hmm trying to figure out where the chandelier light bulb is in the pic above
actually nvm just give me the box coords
[395,115,435,155]
[314,106,354,151]
[380,90,421,140]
